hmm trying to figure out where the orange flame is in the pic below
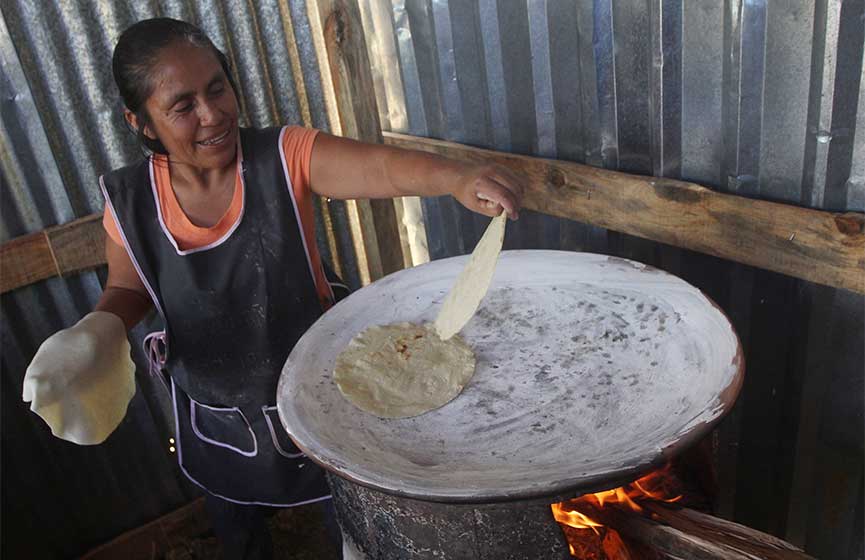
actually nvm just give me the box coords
[551,464,684,557]
[551,504,605,534]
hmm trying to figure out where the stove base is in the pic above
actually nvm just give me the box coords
[329,475,571,560]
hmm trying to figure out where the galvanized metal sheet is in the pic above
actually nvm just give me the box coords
[0,1,343,556]
[2,0,862,556]
[366,3,863,556]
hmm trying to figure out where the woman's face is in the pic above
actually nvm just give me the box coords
[131,42,239,171]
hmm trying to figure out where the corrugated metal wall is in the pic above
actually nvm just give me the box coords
[1,0,863,558]
[361,1,864,558]
[0,1,361,558]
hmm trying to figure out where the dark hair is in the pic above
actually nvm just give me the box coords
[112,18,239,154]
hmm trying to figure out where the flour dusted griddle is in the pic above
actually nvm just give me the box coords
[278,251,743,502]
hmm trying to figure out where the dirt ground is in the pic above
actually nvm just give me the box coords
[164,501,341,560]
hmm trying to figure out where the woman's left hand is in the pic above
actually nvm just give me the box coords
[452,164,525,220]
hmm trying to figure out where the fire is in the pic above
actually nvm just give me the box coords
[551,464,683,557]
[551,506,604,534]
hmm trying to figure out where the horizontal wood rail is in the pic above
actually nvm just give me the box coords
[1,213,105,294]
[385,132,865,294]
[2,133,863,294]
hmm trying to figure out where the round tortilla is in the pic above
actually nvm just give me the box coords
[333,323,476,418]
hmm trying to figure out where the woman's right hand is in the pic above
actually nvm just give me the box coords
[22,311,136,445]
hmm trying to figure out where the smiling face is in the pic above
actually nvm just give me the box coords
[127,42,239,172]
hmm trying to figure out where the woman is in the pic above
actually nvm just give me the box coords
[22,17,523,559]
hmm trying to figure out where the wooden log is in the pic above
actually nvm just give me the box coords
[309,0,404,281]
[646,502,815,559]
[1,213,104,294]
[560,524,635,560]
[570,501,815,560]
[384,132,865,294]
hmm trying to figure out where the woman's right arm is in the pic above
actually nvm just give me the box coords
[94,237,153,330]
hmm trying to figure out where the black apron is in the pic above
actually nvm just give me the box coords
[102,127,338,505]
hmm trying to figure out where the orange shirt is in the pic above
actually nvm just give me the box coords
[103,126,318,251]
[103,126,333,308]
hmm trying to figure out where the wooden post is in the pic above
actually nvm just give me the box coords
[307,0,404,283]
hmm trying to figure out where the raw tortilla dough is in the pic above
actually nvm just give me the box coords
[434,213,507,340]
[22,311,136,445]
[334,214,506,418]
[333,323,475,418]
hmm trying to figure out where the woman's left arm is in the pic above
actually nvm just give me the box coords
[309,132,524,219]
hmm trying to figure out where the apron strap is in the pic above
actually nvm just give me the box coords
[143,330,170,394]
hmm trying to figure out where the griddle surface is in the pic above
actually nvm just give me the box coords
[278,251,742,502]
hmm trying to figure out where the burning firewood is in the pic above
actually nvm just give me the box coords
[559,524,633,560]
[557,500,814,559]
[615,502,816,560]
[552,462,814,559]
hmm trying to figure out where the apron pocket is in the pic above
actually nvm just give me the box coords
[262,406,305,459]
[190,400,258,457]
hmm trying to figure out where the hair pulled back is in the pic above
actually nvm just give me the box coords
[112,18,239,154]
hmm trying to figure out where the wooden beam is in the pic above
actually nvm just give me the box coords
[46,213,106,278]
[309,0,404,282]
[1,213,104,294]
[4,134,864,295]
[384,132,865,294]
[1,230,55,294]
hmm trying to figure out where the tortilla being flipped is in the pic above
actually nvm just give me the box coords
[334,213,507,418]
[434,213,507,340]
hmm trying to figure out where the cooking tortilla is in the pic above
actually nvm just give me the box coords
[334,214,506,418]
[434,213,507,340]
[333,323,475,418]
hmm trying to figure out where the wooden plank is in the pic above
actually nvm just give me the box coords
[392,197,418,269]
[384,132,865,294]
[1,213,105,294]
[0,230,56,293]
[276,0,314,128]
[346,199,382,284]
[309,0,404,281]
[5,134,864,294]
[80,497,208,560]
[46,213,106,277]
